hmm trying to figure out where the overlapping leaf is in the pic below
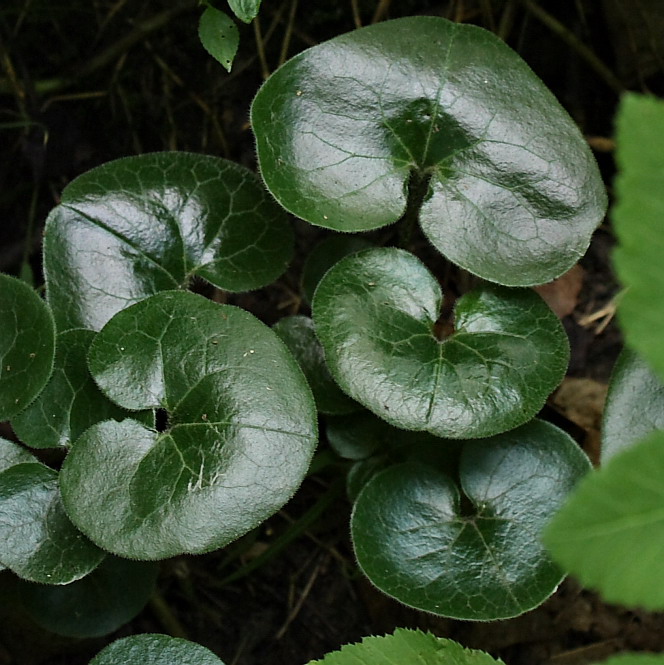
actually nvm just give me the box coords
[44,152,293,332]
[252,16,606,286]
[313,247,568,438]
[352,420,590,620]
[60,290,317,559]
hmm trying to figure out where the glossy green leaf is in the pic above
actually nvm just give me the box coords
[352,420,590,620]
[12,329,152,449]
[313,247,568,438]
[306,629,503,665]
[227,0,261,23]
[545,430,664,610]
[0,440,104,584]
[0,274,55,420]
[301,235,374,304]
[199,7,239,72]
[90,634,225,665]
[273,315,359,415]
[613,94,664,380]
[60,290,317,559]
[44,152,293,332]
[20,557,158,638]
[601,348,664,463]
[251,16,606,286]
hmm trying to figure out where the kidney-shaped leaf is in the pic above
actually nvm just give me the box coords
[0,274,55,420]
[313,247,568,439]
[12,329,151,449]
[306,629,504,665]
[60,290,317,559]
[352,420,590,620]
[44,152,293,332]
[90,634,225,665]
[0,440,104,584]
[251,16,606,286]
[601,348,664,463]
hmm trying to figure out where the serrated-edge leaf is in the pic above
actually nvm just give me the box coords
[227,0,261,23]
[199,7,239,72]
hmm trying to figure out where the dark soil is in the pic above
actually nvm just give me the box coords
[1,1,662,663]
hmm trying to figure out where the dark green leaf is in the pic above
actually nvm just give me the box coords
[352,420,590,620]
[89,633,225,665]
[227,0,261,23]
[0,439,104,584]
[273,315,359,415]
[306,629,504,665]
[44,152,293,332]
[12,329,152,449]
[602,348,664,463]
[251,17,606,286]
[199,7,239,72]
[20,557,158,638]
[0,274,55,420]
[301,235,374,304]
[313,248,568,438]
[60,291,317,559]
[545,430,664,610]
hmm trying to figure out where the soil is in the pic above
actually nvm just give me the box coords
[0,1,662,663]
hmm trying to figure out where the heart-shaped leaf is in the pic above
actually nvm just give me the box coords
[352,420,590,620]
[0,274,55,420]
[602,348,664,463]
[313,247,568,438]
[273,315,359,415]
[20,557,159,638]
[60,290,317,559]
[44,152,293,332]
[0,440,104,584]
[306,629,504,665]
[89,634,225,665]
[251,16,606,286]
[199,6,239,72]
[12,329,152,449]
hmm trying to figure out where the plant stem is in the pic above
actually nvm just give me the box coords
[398,169,430,249]
[149,590,189,639]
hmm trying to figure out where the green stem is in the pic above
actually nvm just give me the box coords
[398,169,430,249]
[149,590,189,639]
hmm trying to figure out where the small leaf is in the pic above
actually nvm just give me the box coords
[301,235,374,304]
[613,94,664,380]
[12,329,152,449]
[601,348,664,463]
[545,430,664,611]
[20,557,158,638]
[44,152,293,332]
[273,315,359,415]
[251,17,606,286]
[89,633,225,665]
[227,0,261,23]
[313,247,568,438]
[306,628,504,665]
[0,440,104,584]
[199,7,239,72]
[60,291,317,559]
[0,273,55,420]
[352,420,590,620]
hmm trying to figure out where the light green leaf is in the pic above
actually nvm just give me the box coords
[545,430,664,611]
[60,290,317,559]
[352,420,590,620]
[600,656,664,665]
[313,247,568,438]
[0,273,55,420]
[44,152,293,332]
[602,348,664,463]
[251,16,606,286]
[0,440,104,584]
[273,315,359,415]
[90,634,225,665]
[12,329,152,449]
[20,557,158,638]
[613,94,664,380]
[199,7,239,72]
[306,629,504,665]
[227,0,261,23]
